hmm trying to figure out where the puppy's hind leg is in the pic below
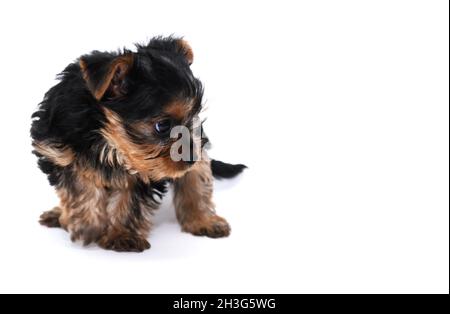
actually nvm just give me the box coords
[39,207,62,228]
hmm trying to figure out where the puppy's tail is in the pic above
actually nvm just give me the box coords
[210,159,247,179]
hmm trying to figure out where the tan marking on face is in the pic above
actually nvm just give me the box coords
[100,108,191,181]
[33,141,75,167]
[164,99,194,122]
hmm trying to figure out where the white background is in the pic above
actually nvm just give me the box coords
[0,0,448,294]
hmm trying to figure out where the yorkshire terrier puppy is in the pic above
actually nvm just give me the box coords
[31,36,245,252]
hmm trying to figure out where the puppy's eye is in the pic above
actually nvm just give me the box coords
[154,119,172,135]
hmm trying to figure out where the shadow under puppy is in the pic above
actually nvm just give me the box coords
[31,37,246,252]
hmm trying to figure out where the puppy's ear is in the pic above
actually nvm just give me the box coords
[79,52,134,100]
[177,39,194,65]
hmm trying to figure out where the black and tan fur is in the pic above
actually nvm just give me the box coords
[31,36,246,252]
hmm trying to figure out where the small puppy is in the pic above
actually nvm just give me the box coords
[31,36,245,252]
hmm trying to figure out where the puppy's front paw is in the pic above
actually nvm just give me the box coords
[182,214,231,238]
[101,235,151,253]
